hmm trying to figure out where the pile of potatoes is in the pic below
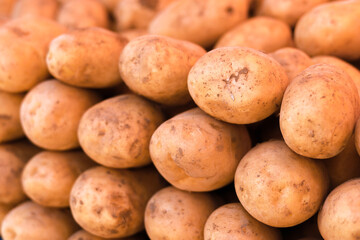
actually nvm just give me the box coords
[1,0,360,239]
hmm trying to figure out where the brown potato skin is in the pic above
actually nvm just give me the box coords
[20,80,100,151]
[0,0,15,17]
[295,0,360,60]
[188,47,289,124]
[12,0,59,19]
[1,201,78,240]
[355,118,360,156]
[119,35,206,106]
[149,0,249,48]
[68,230,148,240]
[318,179,360,240]
[0,203,13,236]
[70,166,166,238]
[215,16,293,53]
[47,28,128,88]
[280,64,359,159]
[78,94,164,168]
[0,91,24,143]
[22,151,95,208]
[145,186,218,240]
[150,108,251,191]
[235,140,329,228]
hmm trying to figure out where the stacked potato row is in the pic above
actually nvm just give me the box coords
[0,0,360,240]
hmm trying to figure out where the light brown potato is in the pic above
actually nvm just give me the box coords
[188,47,289,124]
[150,108,251,191]
[12,0,59,19]
[215,16,293,53]
[0,0,15,17]
[22,151,95,208]
[1,201,78,240]
[0,141,40,205]
[235,140,329,228]
[119,35,206,105]
[68,230,148,240]
[58,0,109,29]
[0,17,8,25]
[0,203,13,236]
[20,80,100,151]
[70,166,166,238]
[145,186,218,240]
[280,64,359,159]
[253,0,329,26]
[318,178,360,240]
[204,203,282,240]
[269,47,313,81]
[355,118,360,156]
[78,94,164,168]
[47,28,128,88]
[0,91,25,143]
[295,0,360,60]
[149,0,249,48]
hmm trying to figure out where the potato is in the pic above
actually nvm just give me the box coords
[253,0,329,26]
[0,0,15,17]
[0,203,13,236]
[269,47,313,81]
[0,17,7,25]
[119,35,206,105]
[145,186,218,240]
[150,108,251,191]
[318,178,360,240]
[12,0,59,19]
[294,0,360,60]
[235,140,329,227]
[149,0,249,48]
[68,230,148,240]
[78,94,164,168]
[70,166,166,238]
[22,151,95,208]
[0,91,24,143]
[355,118,360,156]
[0,141,40,205]
[47,28,128,88]
[215,16,293,53]
[20,80,100,151]
[1,201,78,240]
[119,29,148,41]
[188,47,289,124]
[58,0,109,29]
[280,64,359,159]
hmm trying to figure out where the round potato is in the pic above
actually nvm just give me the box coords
[235,140,329,227]
[0,91,24,143]
[68,230,148,240]
[1,201,78,240]
[294,0,360,60]
[145,186,218,240]
[20,80,100,151]
[280,64,359,158]
[150,108,251,191]
[0,203,13,236]
[318,178,360,240]
[188,47,289,124]
[119,35,206,105]
[47,28,128,88]
[22,151,95,208]
[78,94,164,168]
[70,166,166,238]
[215,16,293,53]
[12,0,58,19]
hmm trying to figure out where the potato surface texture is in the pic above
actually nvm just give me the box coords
[12,0,58,19]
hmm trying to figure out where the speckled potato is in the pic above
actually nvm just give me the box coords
[269,47,313,81]
[215,16,293,53]
[235,140,329,227]
[149,0,249,47]
[47,28,128,88]
[68,230,148,240]
[22,151,95,208]
[12,0,59,19]
[150,108,251,191]
[1,201,78,240]
[119,35,206,105]
[70,166,166,238]
[145,186,218,240]
[318,179,360,240]
[78,94,164,168]
[20,80,100,151]
[280,64,359,159]
[0,203,13,236]
[204,203,282,240]
[58,0,109,29]
[188,47,289,124]
[0,91,24,143]
[295,0,360,60]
